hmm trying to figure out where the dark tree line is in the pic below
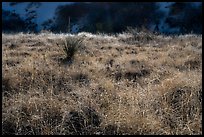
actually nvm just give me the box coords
[166,2,202,34]
[51,2,163,33]
[2,2,40,33]
[2,2,202,34]
[51,2,201,34]
[2,10,26,33]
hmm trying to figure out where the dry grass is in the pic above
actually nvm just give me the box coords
[2,31,202,135]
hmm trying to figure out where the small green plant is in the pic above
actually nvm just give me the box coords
[62,37,83,61]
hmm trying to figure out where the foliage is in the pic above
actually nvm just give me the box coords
[53,2,162,33]
[2,9,26,33]
[61,37,83,61]
[24,4,39,33]
[167,2,202,34]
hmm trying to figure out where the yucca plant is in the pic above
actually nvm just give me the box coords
[62,37,83,61]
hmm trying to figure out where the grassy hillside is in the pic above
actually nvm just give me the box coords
[2,31,202,135]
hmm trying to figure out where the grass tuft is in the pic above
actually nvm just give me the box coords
[60,37,84,62]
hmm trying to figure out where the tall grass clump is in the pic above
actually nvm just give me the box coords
[61,37,83,61]
[121,27,158,45]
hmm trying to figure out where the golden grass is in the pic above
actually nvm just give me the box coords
[2,31,202,135]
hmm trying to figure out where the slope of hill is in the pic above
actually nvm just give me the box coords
[2,30,202,135]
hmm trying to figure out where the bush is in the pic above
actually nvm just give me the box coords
[119,27,157,45]
[61,37,83,61]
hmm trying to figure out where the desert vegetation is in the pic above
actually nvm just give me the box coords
[2,30,202,135]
